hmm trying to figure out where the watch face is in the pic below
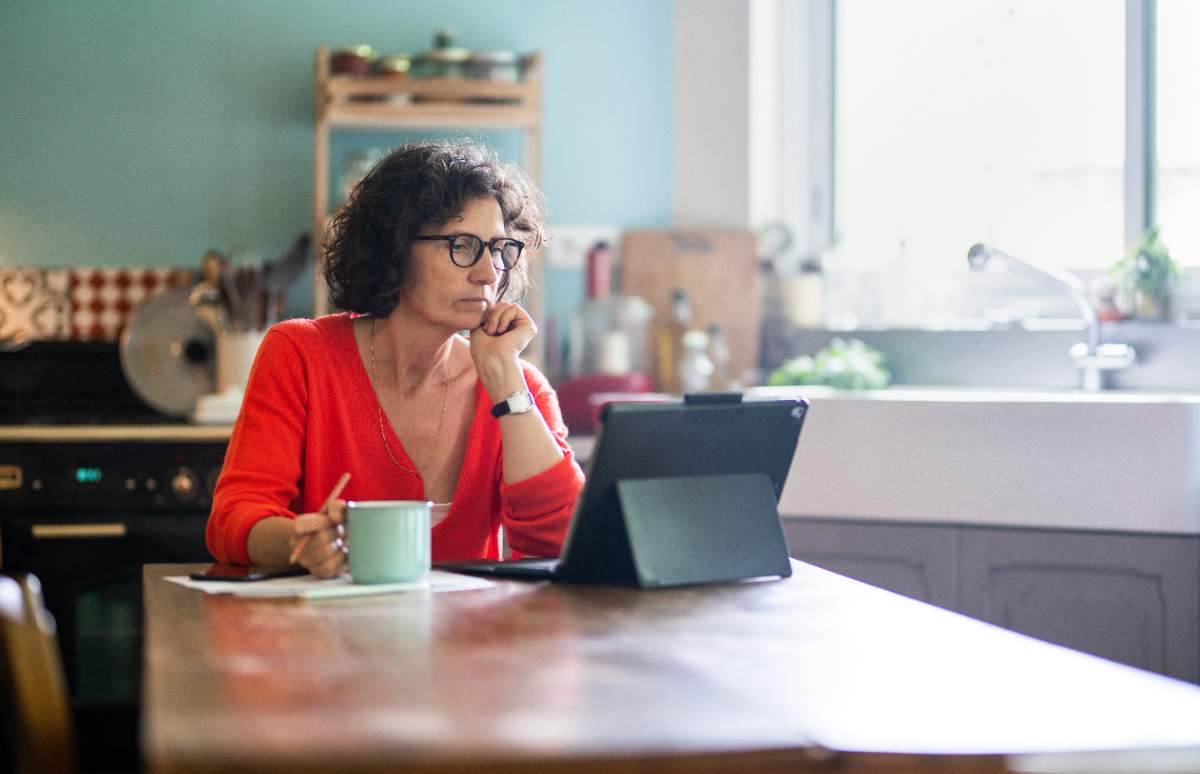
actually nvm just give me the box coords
[509,391,535,414]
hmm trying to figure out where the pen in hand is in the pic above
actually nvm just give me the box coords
[288,471,351,566]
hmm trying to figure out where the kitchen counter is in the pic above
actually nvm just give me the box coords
[0,424,234,443]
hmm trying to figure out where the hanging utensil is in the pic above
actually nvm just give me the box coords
[191,249,231,334]
[262,232,311,325]
[232,254,264,332]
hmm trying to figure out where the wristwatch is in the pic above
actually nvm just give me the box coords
[490,389,536,418]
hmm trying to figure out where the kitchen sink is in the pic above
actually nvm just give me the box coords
[783,323,1200,392]
[750,385,1200,535]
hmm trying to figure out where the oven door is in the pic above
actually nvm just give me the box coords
[1,510,212,703]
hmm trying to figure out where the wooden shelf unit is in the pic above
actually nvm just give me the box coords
[311,45,544,363]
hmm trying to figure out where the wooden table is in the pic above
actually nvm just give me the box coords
[142,561,1200,773]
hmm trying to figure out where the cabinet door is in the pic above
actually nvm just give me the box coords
[782,518,958,610]
[959,528,1199,683]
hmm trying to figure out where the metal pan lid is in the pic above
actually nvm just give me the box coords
[119,287,215,417]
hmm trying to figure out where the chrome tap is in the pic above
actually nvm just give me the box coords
[967,244,1135,391]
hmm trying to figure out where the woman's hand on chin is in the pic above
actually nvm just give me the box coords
[469,301,537,369]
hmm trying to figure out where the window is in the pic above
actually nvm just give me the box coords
[834,0,1126,274]
[1156,0,1200,265]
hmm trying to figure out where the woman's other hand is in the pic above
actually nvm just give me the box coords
[289,499,348,578]
[470,301,537,367]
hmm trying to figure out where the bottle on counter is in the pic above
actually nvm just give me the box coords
[568,242,652,379]
[707,322,731,390]
[781,258,825,328]
[559,242,654,434]
[759,263,798,375]
[655,288,692,394]
[677,329,713,394]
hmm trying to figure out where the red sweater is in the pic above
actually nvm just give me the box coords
[207,314,585,565]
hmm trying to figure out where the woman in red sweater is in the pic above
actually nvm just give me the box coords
[207,141,585,577]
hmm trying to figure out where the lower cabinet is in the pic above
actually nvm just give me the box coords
[783,517,1200,684]
[782,519,958,610]
[959,528,1199,682]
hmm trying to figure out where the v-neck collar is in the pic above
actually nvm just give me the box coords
[340,314,486,506]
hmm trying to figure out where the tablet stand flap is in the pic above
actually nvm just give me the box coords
[615,473,792,588]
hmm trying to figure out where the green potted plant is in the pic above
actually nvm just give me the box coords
[767,337,891,390]
[1109,227,1180,321]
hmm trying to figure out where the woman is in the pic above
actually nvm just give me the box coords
[206,141,585,578]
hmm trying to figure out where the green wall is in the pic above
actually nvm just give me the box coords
[0,0,673,315]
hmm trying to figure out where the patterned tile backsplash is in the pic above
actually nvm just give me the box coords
[0,267,194,342]
[0,268,71,341]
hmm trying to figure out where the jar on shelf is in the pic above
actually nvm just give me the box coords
[411,29,471,79]
[331,45,375,76]
[373,54,413,104]
[466,50,520,82]
[373,54,411,77]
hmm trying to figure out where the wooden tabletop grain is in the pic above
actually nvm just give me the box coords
[142,561,1200,774]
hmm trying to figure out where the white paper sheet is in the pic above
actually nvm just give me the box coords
[164,570,494,599]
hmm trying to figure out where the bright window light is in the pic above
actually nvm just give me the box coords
[835,0,1125,272]
[1156,0,1200,265]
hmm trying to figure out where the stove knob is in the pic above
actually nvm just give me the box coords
[169,467,199,502]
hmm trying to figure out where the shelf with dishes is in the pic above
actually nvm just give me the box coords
[316,53,542,129]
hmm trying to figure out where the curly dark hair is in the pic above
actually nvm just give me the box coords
[323,141,545,317]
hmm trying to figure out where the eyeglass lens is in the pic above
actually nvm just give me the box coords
[449,235,521,270]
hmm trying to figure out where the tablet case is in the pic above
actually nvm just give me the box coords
[553,396,804,588]
[616,472,792,587]
[552,470,792,588]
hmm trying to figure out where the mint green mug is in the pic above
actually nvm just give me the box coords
[346,500,431,584]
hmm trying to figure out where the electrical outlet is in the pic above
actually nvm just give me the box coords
[542,226,621,270]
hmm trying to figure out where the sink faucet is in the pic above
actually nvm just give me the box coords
[967,243,1136,391]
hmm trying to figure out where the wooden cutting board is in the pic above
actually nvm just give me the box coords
[619,230,760,388]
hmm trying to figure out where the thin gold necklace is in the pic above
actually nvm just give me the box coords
[369,317,449,477]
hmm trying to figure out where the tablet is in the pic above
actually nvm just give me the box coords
[438,393,808,587]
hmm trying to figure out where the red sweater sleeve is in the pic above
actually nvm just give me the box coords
[206,327,308,564]
[497,363,587,557]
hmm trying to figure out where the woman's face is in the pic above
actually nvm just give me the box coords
[401,196,508,330]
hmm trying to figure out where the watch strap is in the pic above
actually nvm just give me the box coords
[490,389,535,418]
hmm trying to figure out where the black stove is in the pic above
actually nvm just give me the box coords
[0,339,225,731]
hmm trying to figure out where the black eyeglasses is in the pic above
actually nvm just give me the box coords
[412,234,524,271]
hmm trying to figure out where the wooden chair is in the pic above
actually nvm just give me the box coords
[0,573,76,774]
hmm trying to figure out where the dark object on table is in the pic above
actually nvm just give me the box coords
[189,564,308,582]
